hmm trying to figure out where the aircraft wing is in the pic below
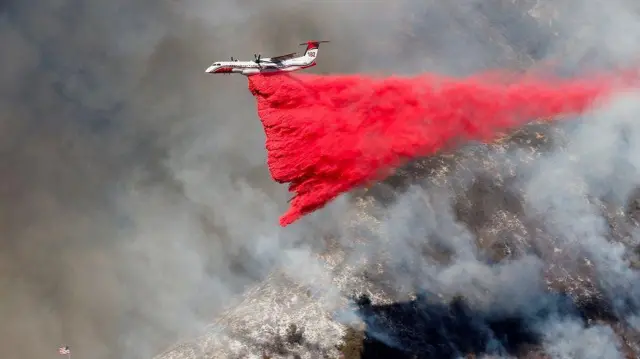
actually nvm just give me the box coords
[268,52,297,62]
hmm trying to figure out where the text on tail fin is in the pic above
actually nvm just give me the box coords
[299,40,329,56]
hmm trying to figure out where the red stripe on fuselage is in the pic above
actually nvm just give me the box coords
[213,67,233,73]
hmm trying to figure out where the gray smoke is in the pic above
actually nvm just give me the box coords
[0,0,380,358]
[0,0,455,358]
[3,0,640,358]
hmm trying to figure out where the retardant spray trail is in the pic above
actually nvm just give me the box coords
[248,71,636,226]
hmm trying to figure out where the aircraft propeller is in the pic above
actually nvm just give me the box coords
[253,53,263,68]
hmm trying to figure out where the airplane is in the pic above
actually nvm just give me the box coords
[205,40,329,76]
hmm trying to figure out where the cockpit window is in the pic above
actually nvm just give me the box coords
[213,63,220,66]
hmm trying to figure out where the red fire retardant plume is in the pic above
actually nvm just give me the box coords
[248,71,635,226]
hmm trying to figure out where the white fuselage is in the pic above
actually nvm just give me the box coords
[206,47,319,76]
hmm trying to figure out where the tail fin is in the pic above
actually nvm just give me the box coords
[299,40,329,60]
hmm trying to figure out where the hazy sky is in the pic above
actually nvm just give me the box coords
[2,0,640,358]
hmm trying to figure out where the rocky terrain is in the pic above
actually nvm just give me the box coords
[155,120,640,359]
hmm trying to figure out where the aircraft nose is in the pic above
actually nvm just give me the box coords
[205,66,215,73]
